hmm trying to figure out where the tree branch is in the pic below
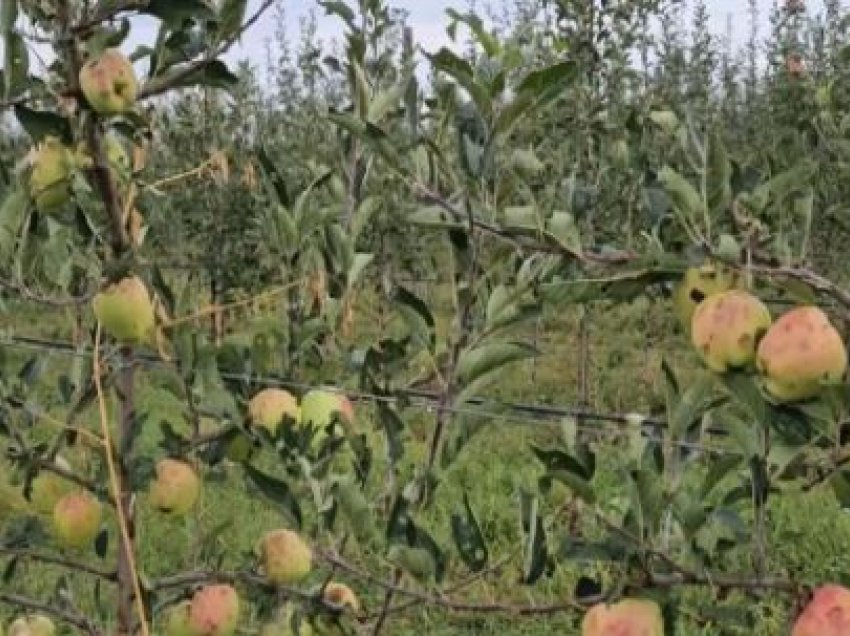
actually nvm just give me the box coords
[0,547,117,581]
[0,592,103,635]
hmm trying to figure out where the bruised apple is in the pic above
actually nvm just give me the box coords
[582,598,664,636]
[92,275,156,344]
[756,306,848,402]
[323,582,360,612]
[79,48,138,115]
[259,529,312,585]
[691,290,771,373]
[672,263,738,332]
[148,458,200,516]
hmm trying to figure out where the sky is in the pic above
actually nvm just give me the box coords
[229,0,832,66]
[0,1,837,76]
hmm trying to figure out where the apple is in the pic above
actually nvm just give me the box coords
[299,389,355,440]
[7,615,55,636]
[582,598,664,636]
[148,458,200,516]
[79,48,138,115]
[92,275,156,344]
[163,601,195,636]
[672,264,738,332]
[691,290,771,373]
[28,137,76,211]
[188,585,240,636]
[53,491,102,549]
[756,306,848,402]
[323,582,359,612]
[248,388,299,435]
[28,456,73,514]
[792,584,850,636]
[259,529,312,585]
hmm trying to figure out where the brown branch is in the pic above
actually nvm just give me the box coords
[0,593,103,635]
[747,264,850,311]
[0,276,96,307]
[0,547,117,581]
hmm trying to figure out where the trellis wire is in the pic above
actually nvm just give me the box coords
[1,334,753,459]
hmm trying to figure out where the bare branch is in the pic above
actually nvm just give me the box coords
[0,547,117,581]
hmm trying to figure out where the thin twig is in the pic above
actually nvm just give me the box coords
[0,547,117,581]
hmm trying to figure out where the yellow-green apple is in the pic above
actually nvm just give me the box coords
[148,458,200,515]
[259,529,312,585]
[792,584,850,636]
[247,388,299,435]
[756,306,848,402]
[163,601,195,636]
[28,137,76,211]
[691,290,771,373]
[92,275,155,344]
[299,389,355,440]
[188,585,240,636]
[582,598,664,636]
[672,263,738,332]
[28,456,73,514]
[7,615,56,636]
[53,491,102,549]
[79,48,138,115]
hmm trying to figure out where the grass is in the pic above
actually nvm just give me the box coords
[2,292,850,635]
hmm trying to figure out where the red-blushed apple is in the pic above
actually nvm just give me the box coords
[188,585,240,636]
[792,584,850,636]
[53,491,102,549]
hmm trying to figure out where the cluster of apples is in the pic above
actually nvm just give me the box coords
[247,386,356,442]
[161,529,357,636]
[674,264,848,402]
[26,48,136,212]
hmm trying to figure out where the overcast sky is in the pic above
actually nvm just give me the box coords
[230,0,832,65]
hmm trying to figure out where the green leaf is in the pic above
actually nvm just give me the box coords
[387,545,436,582]
[428,48,490,115]
[215,0,247,42]
[144,0,215,23]
[445,9,500,57]
[4,31,28,99]
[450,493,488,572]
[519,491,548,584]
[318,0,356,29]
[455,341,536,388]
[546,211,582,256]
[515,61,576,102]
[14,105,72,143]
[393,286,435,349]
[244,465,302,528]
[153,60,239,92]
[721,372,768,426]
[531,445,596,504]
[659,166,704,233]
[706,130,731,218]
[0,189,27,265]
